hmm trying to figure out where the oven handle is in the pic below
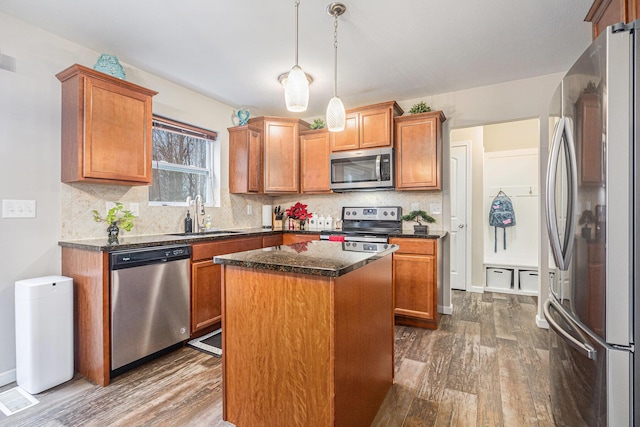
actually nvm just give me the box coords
[319,234,388,243]
[345,235,387,243]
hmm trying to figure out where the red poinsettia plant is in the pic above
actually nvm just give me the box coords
[285,202,312,220]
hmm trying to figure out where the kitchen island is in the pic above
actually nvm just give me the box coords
[214,240,397,427]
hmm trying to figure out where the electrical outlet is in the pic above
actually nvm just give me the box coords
[247,205,253,215]
[2,199,36,218]
[411,202,420,211]
[430,203,442,215]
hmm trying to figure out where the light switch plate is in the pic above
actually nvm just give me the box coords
[247,205,253,215]
[2,199,36,218]
[430,202,442,215]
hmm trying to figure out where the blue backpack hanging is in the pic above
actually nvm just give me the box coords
[489,191,516,252]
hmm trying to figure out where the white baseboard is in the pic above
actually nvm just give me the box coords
[468,285,484,293]
[438,304,453,315]
[0,368,16,387]
[536,314,549,329]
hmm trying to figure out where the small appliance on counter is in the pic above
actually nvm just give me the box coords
[262,205,272,230]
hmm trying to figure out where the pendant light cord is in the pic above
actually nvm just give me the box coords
[333,12,339,97]
[294,0,300,67]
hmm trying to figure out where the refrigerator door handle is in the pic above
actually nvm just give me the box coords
[545,117,578,271]
[563,118,578,268]
[546,118,566,270]
[544,299,596,360]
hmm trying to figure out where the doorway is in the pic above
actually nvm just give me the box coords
[449,118,540,293]
[450,143,470,291]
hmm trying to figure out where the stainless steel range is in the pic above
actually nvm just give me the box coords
[320,206,402,250]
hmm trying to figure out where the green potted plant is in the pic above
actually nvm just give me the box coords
[92,202,135,243]
[408,101,431,115]
[310,118,326,130]
[402,210,435,234]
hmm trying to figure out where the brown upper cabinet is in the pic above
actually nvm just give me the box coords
[585,0,638,40]
[300,128,332,194]
[394,110,446,191]
[229,116,310,194]
[56,64,157,186]
[228,124,263,193]
[330,101,403,152]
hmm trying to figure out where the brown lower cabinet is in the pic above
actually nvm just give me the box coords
[282,233,320,245]
[190,236,263,337]
[389,237,440,329]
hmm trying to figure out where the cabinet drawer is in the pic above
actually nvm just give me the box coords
[389,238,436,255]
[263,234,283,247]
[282,233,320,245]
[192,236,262,261]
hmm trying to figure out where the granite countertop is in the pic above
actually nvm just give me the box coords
[57,228,279,252]
[214,240,398,277]
[388,230,448,239]
[57,228,447,252]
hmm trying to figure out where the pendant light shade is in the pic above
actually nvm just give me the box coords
[282,0,310,112]
[284,65,309,112]
[326,96,345,132]
[326,3,346,132]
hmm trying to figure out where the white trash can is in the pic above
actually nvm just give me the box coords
[15,275,74,394]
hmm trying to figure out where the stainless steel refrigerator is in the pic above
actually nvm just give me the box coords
[544,21,637,426]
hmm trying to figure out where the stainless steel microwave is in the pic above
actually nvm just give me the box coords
[329,147,394,191]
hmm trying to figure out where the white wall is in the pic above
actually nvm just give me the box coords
[484,149,539,267]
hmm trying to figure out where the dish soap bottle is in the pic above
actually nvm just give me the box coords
[185,210,193,233]
[205,215,212,229]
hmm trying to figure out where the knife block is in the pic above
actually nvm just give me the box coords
[272,214,283,231]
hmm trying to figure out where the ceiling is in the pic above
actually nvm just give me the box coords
[0,1,594,118]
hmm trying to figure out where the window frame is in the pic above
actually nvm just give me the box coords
[149,115,219,207]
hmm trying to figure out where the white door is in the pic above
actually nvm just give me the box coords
[450,144,469,290]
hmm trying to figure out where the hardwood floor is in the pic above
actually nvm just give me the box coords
[0,291,552,426]
[372,290,553,427]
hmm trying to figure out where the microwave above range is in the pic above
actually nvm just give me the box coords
[329,147,394,191]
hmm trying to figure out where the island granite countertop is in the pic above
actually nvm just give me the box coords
[214,240,398,277]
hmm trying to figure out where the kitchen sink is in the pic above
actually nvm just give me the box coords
[168,230,242,237]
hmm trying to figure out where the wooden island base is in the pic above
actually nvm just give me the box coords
[221,254,394,427]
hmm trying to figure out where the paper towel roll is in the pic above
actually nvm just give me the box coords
[262,205,273,229]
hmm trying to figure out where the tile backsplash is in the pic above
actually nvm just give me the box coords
[60,183,443,240]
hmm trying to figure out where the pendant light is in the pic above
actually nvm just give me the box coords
[279,0,311,112]
[326,3,346,132]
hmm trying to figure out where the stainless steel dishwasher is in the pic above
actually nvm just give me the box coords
[110,244,191,373]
